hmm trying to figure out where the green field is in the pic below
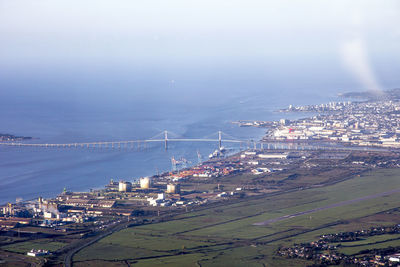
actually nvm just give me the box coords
[334,234,400,255]
[73,169,400,266]
[2,239,67,254]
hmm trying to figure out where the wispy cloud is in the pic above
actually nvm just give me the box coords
[339,8,383,93]
[340,38,382,92]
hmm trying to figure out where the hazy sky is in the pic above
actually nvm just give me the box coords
[1,0,400,98]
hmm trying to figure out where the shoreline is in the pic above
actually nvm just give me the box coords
[4,89,400,206]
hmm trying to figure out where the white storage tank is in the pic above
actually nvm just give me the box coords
[140,177,151,189]
[118,181,132,192]
[166,184,181,194]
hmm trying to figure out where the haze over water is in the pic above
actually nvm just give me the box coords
[1,1,400,204]
[0,70,337,204]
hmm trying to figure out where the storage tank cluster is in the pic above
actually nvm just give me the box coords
[118,181,132,192]
[140,177,152,189]
[166,183,181,194]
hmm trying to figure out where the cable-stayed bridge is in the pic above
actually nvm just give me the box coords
[0,131,242,150]
[0,130,388,152]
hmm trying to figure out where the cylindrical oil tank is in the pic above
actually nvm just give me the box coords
[118,181,132,192]
[140,177,151,189]
[166,183,180,194]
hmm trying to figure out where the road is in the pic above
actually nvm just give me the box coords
[253,187,400,226]
[64,219,129,267]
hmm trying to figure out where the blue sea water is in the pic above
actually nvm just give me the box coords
[0,67,353,204]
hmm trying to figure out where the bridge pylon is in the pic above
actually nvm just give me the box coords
[218,131,222,150]
[164,130,168,150]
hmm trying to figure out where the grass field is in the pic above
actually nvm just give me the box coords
[338,239,400,255]
[71,169,400,266]
[2,239,67,254]
[333,234,400,255]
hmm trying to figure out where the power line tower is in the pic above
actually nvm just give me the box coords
[171,156,177,171]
